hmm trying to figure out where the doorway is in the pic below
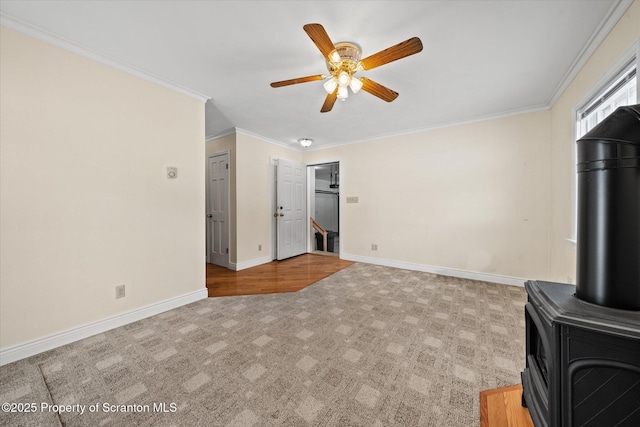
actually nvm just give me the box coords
[309,162,340,255]
[271,159,342,260]
[207,152,230,268]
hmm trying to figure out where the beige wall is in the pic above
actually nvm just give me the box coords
[0,27,206,348]
[548,1,640,283]
[235,132,302,265]
[303,111,551,280]
[206,132,301,268]
[209,114,552,283]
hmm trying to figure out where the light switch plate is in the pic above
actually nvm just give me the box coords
[346,197,358,203]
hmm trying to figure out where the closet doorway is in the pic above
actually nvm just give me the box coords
[309,162,340,255]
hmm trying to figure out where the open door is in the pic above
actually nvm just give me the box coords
[275,158,307,260]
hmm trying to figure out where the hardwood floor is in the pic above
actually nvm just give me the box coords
[480,384,534,427]
[206,253,354,297]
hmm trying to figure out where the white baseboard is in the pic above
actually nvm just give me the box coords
[231,255,272,271]
[341,253,528,287]
[0,288,208,366]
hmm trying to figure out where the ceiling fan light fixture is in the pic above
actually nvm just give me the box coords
[337,70,350,86]
[271,24,423,113]
[349,76,363,93]
[337,85,349,99]
[298,138,313,148]
[323,77,338,94]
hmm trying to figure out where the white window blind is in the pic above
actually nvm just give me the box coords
[577,62,636,139]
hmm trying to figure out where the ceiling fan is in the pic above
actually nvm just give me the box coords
[270,23,423,113]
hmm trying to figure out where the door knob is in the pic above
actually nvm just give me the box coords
[207,214,212,218]
[273,213,278,218]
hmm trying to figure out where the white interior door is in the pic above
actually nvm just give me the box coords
[275,159,307,260]
[207,153,230,268]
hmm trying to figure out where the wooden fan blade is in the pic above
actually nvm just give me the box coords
[303,23,336,59]
[270,74,325,88]
[321,88,338,113]
[360,37,423,71]
[360,77,399,102]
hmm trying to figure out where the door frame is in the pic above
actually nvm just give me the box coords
[307,159,342,257]
[270,157,277,260]
[271,157,343,259]
[206,150,231,268]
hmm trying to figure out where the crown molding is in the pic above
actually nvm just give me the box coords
[206,127,301,151]
[205,128,236,142]
[208,104,549,153]
[0,13,211,103]
[546,0,634,107]
[235,128,301,151]
[210,127,355,153]
[310,104,550,152]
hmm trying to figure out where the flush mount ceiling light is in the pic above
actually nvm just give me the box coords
[271,23,423,113]
[298,138,313,148]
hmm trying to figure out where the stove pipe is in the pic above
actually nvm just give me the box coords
[576,104,640,310]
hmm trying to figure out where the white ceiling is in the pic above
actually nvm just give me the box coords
[0,1,632,150]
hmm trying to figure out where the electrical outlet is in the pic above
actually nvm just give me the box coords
[371,244,378,251]
[115,284,126,299]
[346,197,359,204]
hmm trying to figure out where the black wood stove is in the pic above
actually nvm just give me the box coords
[521,105,640,427]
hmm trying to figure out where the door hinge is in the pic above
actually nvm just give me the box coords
[226,248,229,254]
[226,163,229,170]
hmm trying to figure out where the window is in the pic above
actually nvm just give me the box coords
[577,61,636,138]
[571,55,638,242]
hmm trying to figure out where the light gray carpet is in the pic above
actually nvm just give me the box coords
[0,263,527,426]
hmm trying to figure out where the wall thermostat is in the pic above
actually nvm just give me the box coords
[167,167,178,179]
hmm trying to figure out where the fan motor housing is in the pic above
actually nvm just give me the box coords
[327,42,361,74]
